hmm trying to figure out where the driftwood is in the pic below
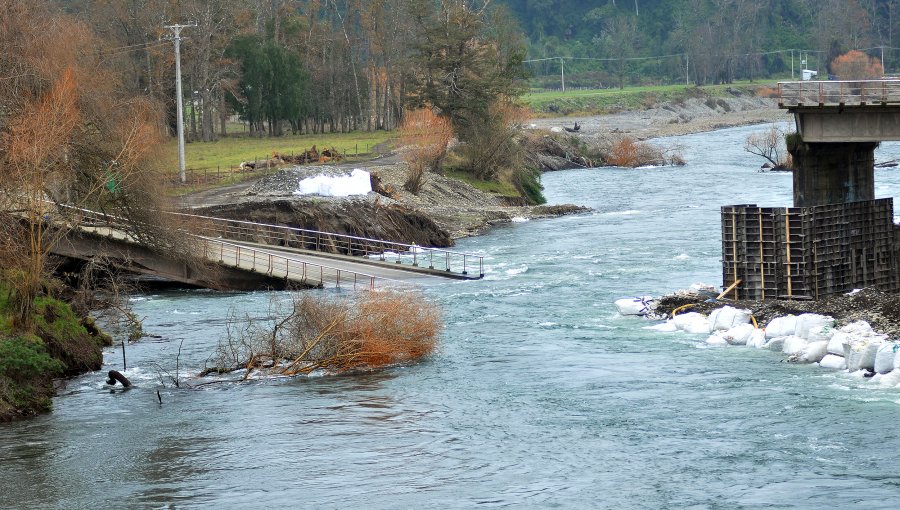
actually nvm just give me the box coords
[273,145,345,166]
[106,370,132,388]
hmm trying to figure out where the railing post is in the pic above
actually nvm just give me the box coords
[463,254,468,275]
[480,257,484,278]
[445,252,450,272]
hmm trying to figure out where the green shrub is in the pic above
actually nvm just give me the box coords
[0,337,63,382]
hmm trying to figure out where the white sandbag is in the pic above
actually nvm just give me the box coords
[765,315,798,338]
[877,369,900,388]
[795,314,835,339]
[746,329,767,349]
[615,296,657,316]
[827,332,849,356]
[875,343,899,374]
[782,336,809,356]
[847,341,882,372]
[801,341,829,363]
[708,306,753,332]
[764,336,786,351]
[705,334,729,347]
[840,320,874,336]
[673,312,710,335]
[722,323,755,345]
[806,325,835,343]
[643,321,677,332]
[819,354,847,370]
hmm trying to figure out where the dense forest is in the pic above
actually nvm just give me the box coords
[52,0,900,140]
[505,0,899,88]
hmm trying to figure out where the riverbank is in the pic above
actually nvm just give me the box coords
[0,296,113,422]
[179,92,783,242]
[531,91,788,141]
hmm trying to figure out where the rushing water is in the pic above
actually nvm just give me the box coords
[5,125,900,509]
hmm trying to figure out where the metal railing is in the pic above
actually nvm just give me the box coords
[52,203,383,290]
[778,80,900,106]
[167,211,485,278]
[197,237,378,290]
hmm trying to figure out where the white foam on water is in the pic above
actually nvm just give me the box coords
[510,217,529,223]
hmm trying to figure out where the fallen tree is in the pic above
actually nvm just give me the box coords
[203,290,441,378]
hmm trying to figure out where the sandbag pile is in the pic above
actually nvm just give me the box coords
[638,304,900,377]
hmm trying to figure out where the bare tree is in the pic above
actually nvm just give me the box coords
[745,125,792,169]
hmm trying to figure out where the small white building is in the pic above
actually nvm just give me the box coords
[802,69,818,81]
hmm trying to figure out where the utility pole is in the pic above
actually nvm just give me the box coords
[791,49,794,80]
[685,53,690,86]
[560,57,566,92]
[164,23,194,184]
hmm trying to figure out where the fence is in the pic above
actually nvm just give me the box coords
[721,199,898,300]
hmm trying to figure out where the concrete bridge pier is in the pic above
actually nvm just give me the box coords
[788,141,877,207]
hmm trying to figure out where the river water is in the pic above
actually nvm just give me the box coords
[4,125,900,509]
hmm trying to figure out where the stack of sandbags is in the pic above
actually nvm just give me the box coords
[817,321,890,372]
[673,312,711,335]
[750,314,835,362]
[704,307,759,347]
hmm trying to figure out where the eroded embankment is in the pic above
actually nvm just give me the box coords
[1,298,113,421]
[195,163,588,242]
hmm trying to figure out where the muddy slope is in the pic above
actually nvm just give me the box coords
[196,196,454,247]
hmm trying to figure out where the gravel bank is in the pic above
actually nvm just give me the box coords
[531,95,789,141]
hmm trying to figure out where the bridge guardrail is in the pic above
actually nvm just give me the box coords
[168,211,485,278]
[51,202,383,290]
[778,80,900,106]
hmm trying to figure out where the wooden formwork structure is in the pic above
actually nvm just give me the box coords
[721,199,898,300]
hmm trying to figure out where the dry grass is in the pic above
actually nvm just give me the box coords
[205,290,441,378]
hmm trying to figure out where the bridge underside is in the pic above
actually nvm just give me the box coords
[53,230,308,291]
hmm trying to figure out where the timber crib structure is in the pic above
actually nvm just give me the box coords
[721,199,898,300]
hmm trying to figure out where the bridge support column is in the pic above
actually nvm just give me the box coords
[788,141,877,207]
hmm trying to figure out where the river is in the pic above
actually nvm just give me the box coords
[4,125,900,509]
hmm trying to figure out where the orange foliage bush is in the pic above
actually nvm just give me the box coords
[399,108,454,193]
[210,290,442,377]
[831,50,883,80]
[606,137,683,167]
[755,86,779,98]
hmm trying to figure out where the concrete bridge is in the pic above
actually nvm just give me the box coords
[49,205,484,291]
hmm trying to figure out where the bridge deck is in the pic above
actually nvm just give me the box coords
[779,80,900,108]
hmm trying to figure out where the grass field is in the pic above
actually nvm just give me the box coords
[163,130,395,173]
[522,80,776,116]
